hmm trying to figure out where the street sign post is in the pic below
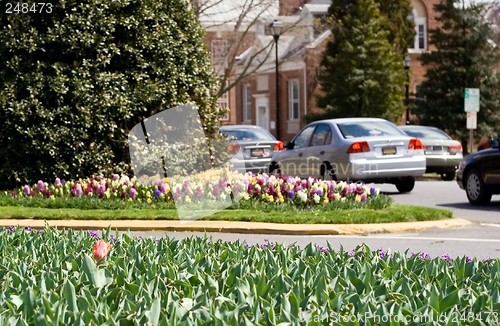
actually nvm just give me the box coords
[464,88,480,154]
[464,88,480,112]
[467,112,477,129]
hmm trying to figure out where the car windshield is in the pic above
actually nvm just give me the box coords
[220,129,274,141]
[402,127,451,140]
[336,121,405,139]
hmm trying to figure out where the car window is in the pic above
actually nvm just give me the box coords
[293,125,316,149]
[325,130,332,144]
[402,128,451,140]
[336,121,406,139]
[311,124,331,146]
[220,129,274,141]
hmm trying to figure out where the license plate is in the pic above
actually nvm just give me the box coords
[251,148,269,157]
[382,147,397,155]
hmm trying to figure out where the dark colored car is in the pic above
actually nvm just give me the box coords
[219,125,284,174]
[456,138,500,205]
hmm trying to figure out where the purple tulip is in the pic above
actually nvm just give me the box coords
[98,184,106,196]
[38,229,44,234]
[88,230,99,238]
[37,180,44,191]
[129,188,137,199]
[195,186,202,198]
[25,226,32,232]
[316,189,323,197]
[419,252,431,260]
[24,185,31,196]
[113,174,120,181]
[55,178,61,187]
[75,185,83,198]
[370,186,377,196]
[160,183,167,194]
[61,179,66,184]
[6,226,15,232]
[154,189,161,198]
[212,184,220,197]
[288,191,295,200]
[441,254,452,262]
[361,193,367,202]
[173,188,182,200]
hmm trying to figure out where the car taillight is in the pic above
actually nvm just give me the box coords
[228,143,240,154]
[448,145,463,152]
[347,141,370,153]
[408,138,423,150]
[274,141,284,151]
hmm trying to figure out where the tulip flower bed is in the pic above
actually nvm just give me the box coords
[5,172,385,209]
[1,225,499,325]
[0,171,454,223]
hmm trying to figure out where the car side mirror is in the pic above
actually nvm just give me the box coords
[488,138,500,148]
[284,141,294,150]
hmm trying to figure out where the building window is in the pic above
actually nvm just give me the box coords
[218,80,229,121]
[288,80,300,120]
[211,40,227,75]
[242,84,252,122]
[418,25,425,49]
[409,4,427,51]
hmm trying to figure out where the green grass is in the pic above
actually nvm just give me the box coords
[0,204,453,224]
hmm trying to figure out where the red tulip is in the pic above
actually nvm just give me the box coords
[93,239,112,263]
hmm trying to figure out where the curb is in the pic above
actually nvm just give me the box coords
[0,218,473,235]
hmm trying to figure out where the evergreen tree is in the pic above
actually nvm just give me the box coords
[375,0,416,55]
[312,0,407,123]
[414,0,500,154]
[0,0,221,189]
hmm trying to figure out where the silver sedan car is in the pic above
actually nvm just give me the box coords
[219,125,284,174]
[399,125,463,181]
[269,118,426,193]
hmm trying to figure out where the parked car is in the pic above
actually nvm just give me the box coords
[399,125,463,181]
[456,138,500,205]
[219,125,284,174]
[268,118,426,193]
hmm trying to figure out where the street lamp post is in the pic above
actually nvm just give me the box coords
[403,54,412,125]
[270,19,283,140]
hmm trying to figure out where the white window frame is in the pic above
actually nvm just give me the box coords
[288,80,300,121]
[409,10,427,51]
[242,84,252,122]
[211,39,228,75]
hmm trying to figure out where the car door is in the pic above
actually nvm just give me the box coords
[279,125,315,178]
[481,145,500,185]
[301,124,332,178]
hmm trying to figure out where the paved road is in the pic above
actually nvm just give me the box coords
[377,180,500,223]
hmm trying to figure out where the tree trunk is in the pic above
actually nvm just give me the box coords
[461,138,469,156]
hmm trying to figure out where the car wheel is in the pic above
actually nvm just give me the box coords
[320,162,336,181]
[440,172,456,181]
[395,177,415,193]
[465,168,492,205]
[269,162,281,176]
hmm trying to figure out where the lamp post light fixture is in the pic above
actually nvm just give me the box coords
[270,19,283,140]
[403,54,412,125]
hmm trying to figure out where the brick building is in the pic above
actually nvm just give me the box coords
[202,0,454,141]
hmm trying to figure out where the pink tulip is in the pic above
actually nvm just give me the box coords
[94,239,112,263]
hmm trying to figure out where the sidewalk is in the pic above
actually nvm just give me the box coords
[0,218,473,235]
